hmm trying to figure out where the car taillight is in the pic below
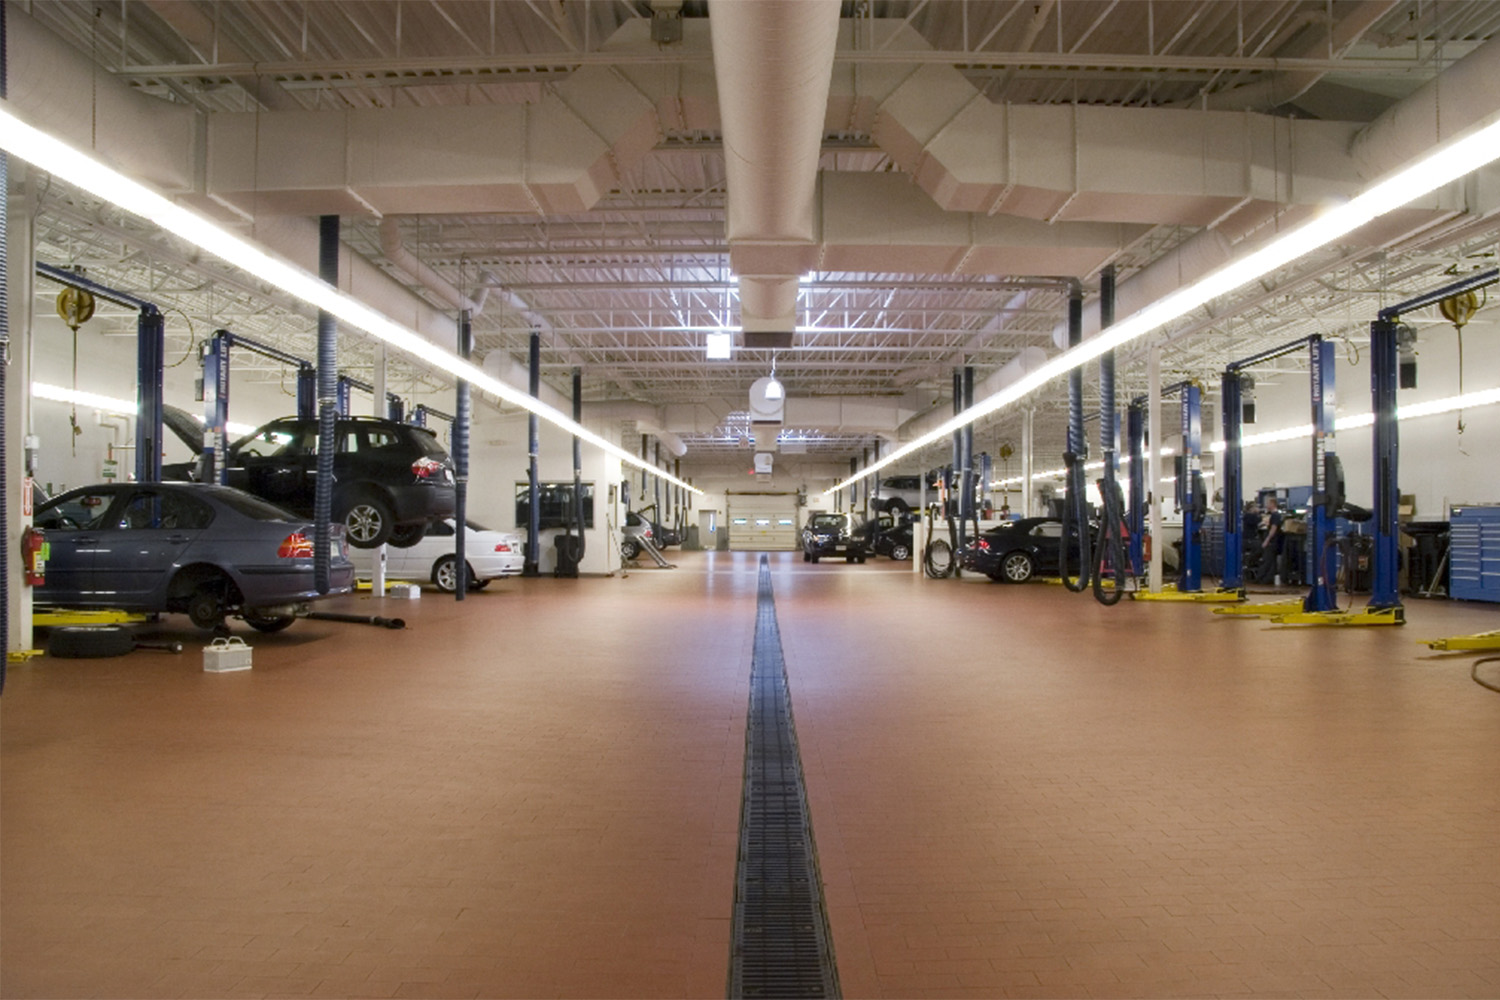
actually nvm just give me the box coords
[412,456,443,479]
[494,542,512,553]
[278,532,315,558]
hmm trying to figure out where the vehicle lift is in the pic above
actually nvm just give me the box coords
[1270,268,1499,627]
[1132,381,1240,602]
[201,329,405,483]
[1215,336,1340,618]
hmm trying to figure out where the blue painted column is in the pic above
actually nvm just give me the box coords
[1220,371,1244,592]
[1369,318,1403,613]
[202,331,231,484]
[1179,385,1202,593]
[454,311,471,600]
[1304,338,1339,613]
[1126,403,1145,577]
[313,215,339,595]
[135,306,165,483]
[523,328,542,576]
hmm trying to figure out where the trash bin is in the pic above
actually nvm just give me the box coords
[554,533,583,578]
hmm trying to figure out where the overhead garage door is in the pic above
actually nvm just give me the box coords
[727,493,799,551]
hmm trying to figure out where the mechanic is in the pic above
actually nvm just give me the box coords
[1253,496,1284,585]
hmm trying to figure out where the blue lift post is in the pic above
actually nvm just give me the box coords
[1220,370,1244,593]
[1178,383,1204,593]
[1126,402,1146,577]
[1306,337,1339,613]
[34,263,164,483]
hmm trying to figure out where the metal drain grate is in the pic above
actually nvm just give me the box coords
[729,556,840,999]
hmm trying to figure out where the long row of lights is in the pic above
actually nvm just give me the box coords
[0,101,703,497]
[826,108,1500,497]
[989,387,1500,487]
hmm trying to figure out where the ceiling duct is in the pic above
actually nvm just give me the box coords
[708,0,841,334]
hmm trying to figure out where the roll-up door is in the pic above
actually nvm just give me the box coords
[727,493,799,551]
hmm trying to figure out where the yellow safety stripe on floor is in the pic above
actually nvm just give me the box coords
[33,609,149,626]
[1270,606,1406,627]
[1422,629,1500,651]
[1213,598,1305,616]
[1133,584,1244,603]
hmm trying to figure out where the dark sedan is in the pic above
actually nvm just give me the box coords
[854,513,914,561]
[33,482,354,632]
[961,516,1078,583]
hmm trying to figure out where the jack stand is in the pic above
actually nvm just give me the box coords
[1133,583,1244,603]
[1422,629,1500,651]
[1270,605,1406,627]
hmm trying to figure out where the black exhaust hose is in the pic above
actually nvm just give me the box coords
[923,467,959,579]
[454,310,471,600]
[1092,476,1128,606]
[1061,286,1092,592]
[313,215,339,594]
[0,0,9,692]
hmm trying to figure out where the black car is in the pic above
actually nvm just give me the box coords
[33,482,355,631]
[960,516,1079,583]
[854,512,914,561]
[191,415,457,549]
[801,512,866,563]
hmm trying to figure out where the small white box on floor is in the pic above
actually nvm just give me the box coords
[203,636,252,672]
[386,583,421,599]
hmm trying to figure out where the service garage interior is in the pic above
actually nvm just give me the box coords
[3,2,1500,998]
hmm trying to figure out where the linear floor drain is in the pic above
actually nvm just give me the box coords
[729,556,840,999]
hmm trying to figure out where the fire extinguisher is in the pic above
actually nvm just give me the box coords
[21,525,47,586]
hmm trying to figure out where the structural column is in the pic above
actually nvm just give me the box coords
[523,328,541,577]
[1147,343,1164,592]
[313,215,339,595]
[453,316,471,599]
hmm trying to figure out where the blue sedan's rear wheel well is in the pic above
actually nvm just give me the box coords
[167,564,244,612]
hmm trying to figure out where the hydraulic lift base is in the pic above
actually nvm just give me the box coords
[1213,598,1305,616]
[1422,629,1500,651]
[34,609,150,626]
[7,649,45,663]
[1134,584,1244,603]
[1270,605,1406,627]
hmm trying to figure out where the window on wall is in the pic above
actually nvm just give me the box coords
[515,482,596,529]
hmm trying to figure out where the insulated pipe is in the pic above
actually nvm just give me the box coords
[453,310,471,601]
[1099,265,1117,484]
[708,0,840,330]
[313,215,339,595]
[524,328,541,577]
[378,218,485,315]
[961,366,975,548]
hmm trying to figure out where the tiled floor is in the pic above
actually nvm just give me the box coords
[3,551,1499,999]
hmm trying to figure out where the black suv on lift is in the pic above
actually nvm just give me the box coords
[167,411,456,548]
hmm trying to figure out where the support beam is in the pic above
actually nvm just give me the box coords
[1147,344,1164,593]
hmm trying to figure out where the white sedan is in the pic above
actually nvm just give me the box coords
[351,519,524,592]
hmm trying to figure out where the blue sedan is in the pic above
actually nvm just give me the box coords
[33,482,354,632]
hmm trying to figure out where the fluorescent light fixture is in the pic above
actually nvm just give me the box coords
[826,109,1500,497]
[1204,386,1500,451]
[32,382,135,415]
[706,331,733,360]
[0,101,702,497]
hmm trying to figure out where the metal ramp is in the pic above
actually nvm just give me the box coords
[635,535,675,568]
